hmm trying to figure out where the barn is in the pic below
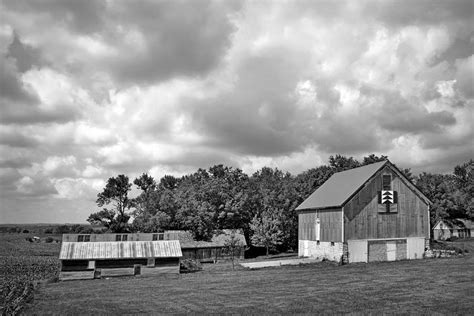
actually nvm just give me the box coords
[296,160,431,263]
[62,229,247,263]
[433,219,473,240]
[59,240,182,281]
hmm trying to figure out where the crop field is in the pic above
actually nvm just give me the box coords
[26,245,474,314]
[0,234,61,315]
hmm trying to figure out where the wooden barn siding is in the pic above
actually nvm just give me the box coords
[62,233,169,242]
[298,208,342,242]
[181,247,245,262]
[344,166,429,241]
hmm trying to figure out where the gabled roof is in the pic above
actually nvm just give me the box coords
[296,160,432,211]
[434,219,474,230]
[59,240,182,260]
[296,161,388,211]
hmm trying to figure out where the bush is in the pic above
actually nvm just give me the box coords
[45,237,54,243]
[180,259,202,273]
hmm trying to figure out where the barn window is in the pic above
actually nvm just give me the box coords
[116,235,121,241]
[330,242,335,246]
[382,174,392,190]
[152,233,164,241]
[77,235,90,242]
[122,234,128,241]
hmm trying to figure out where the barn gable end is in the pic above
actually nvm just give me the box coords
[344,164,430,241]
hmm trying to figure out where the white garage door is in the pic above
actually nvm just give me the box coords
[348,240,368,263]
[407,237,425,259]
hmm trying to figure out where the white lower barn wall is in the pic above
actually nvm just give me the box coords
[298,240,343,261]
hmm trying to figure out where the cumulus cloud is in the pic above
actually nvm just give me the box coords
[0,0,472,223]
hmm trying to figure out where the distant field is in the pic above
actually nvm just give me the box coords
[0,234,61,315]
[26,249,474,314]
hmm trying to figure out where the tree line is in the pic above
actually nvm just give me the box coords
[87,154,473,252]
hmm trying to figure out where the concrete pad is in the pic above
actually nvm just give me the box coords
[240,258,321,269]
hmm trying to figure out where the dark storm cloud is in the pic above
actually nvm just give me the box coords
[107,1,241,84]
[0,57,81,125]
[432,34,474,65]
[0,156,32,169]
[420,129,474,150]
[0,130,38,148]
[7,32,42,73]
[359,88,457,133]
[0,59,38,103]
[0,98,81,125]
[160,149,238,169]
[188,51,307,156]
[380,109,456,134]
[3,0,106,34]
[361,0,474,26]
[0,168,21,197]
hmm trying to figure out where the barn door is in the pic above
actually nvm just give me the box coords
[348,240,368,263]
[407,237,425,259]
[386,241,396,261]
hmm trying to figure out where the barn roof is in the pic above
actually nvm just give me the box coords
[296,161,388,211]
[59,240,182,260]
[296,160,431,211]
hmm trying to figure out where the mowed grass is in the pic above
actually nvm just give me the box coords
[26,254,474,315]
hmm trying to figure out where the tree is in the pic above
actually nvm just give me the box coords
[223,230,245,270]
[453,160,474,219]
[87,174,132,232]
[250,212,283,256]
[132,173,157,219]
[416,172,458,226]
[329,154,361,172]
[362,154,388,165]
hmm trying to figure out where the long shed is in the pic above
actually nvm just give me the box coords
[59,240,182,280]
[63,229,247,263]
[296,160,431,263]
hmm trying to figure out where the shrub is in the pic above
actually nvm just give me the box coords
[45,237,54,243]
[180,259,202,273]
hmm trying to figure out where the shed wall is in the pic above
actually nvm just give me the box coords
[298,208,342,242]
[181,247,245,262]
[344,166,429,241]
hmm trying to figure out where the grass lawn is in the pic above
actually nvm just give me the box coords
[25,254,474,314]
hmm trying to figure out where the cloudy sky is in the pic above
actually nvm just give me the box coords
[0,0,472,224]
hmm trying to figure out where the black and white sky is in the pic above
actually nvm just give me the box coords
[0,0,473,223]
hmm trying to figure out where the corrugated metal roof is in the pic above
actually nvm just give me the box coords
[59,240,182,260]
[296,161,387,210]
